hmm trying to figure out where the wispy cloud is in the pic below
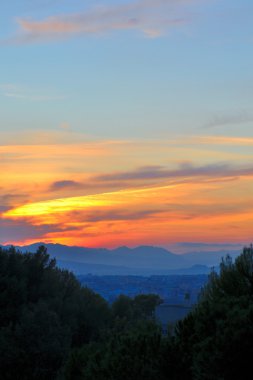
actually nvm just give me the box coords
[93,162,253,182]
[0,193,29,212]
[67,208,165,223]
[4,0,193,44]
[0,217,78,245]
[204,110,253,129]
[49,180,82,192]
[0,83,65,101]
[195,135,253,146]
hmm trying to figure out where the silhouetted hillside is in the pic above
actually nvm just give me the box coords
[2,242,240,275]
[1,244,253,379]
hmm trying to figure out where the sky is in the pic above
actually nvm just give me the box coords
[1,0,253,250]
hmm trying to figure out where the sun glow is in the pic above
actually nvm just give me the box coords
[3,184,178,218]
[1,136,253,247]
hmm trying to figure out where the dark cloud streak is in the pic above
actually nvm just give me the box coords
[204,111,253,129]
[93,162,253,182]
[49,180,82,191]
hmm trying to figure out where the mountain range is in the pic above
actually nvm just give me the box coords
[1,242,242,275]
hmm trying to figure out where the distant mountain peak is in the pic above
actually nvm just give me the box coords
[1,242,241,276]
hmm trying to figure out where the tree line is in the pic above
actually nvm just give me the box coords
[0,244,253,379]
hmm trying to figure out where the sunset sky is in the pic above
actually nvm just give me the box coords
[1,0,253,249]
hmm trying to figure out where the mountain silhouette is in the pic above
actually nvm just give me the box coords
[1,242,241,275]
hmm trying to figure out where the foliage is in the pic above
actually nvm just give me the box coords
[111,293,162,324]
[65,321,179,380]
[2,244,253,380]
[176,245,253,380]
[0,246,110,379]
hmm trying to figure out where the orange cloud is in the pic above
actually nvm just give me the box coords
[3,178,253,247]
[6,0,192,44]
[195,135,253,146]
[1,134,253,247]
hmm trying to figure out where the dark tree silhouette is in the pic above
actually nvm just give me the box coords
[176,245,253,380]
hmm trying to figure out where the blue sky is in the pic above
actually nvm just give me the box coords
[1,0,253,139]
[1,1,253,248]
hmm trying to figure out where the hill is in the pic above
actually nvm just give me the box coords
[1,242,241,275]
